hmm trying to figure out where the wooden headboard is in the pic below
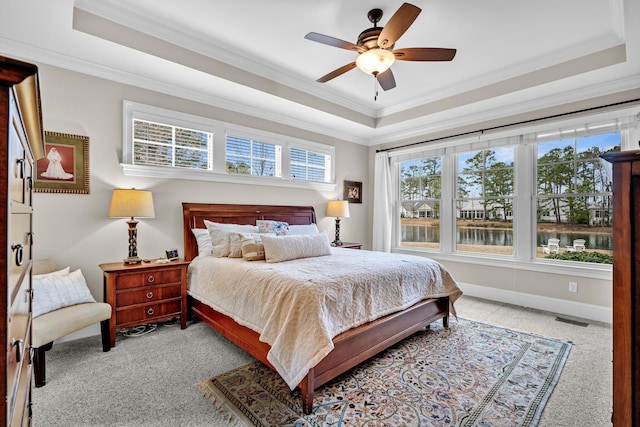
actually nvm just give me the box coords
[182,203,317,261]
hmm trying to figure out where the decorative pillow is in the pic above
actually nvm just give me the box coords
[256,220,290,236]
[32,268,96,318]
[191,228,213,256]
[261,233,332,263]
[204,220,259,257]
[240,233,266,261]
[229,232,273,258]
[287,223,320,235]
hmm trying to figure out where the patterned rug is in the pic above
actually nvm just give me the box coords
[199,318,571,426]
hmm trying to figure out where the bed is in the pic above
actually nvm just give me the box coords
[182,202,462,414]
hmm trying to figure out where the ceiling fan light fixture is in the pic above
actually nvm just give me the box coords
[356,48,395,75]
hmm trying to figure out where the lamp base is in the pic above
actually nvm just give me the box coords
[333,217,343,246]
[123,256,142,265]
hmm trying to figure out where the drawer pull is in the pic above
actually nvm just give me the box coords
[147,308,155,316]
[16,158,25,179]
[12,338,24,363]
[11,243,24,266]
[147,275,155,284]
[146,292,154,299]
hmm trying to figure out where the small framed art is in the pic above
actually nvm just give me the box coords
[165,249,179,261]
[34,131,90,194]
[343,180,362,203]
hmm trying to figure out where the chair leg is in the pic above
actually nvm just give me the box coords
[34,342,53,388]
[100,319,111,352]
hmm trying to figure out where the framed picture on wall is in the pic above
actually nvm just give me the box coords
[34,131,90,194]
[343,180,362,203]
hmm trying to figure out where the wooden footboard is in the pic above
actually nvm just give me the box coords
[190,295,449,414]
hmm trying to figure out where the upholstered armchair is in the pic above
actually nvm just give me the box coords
[31,259,112,387]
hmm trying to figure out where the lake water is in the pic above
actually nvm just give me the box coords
[401,225,612,251]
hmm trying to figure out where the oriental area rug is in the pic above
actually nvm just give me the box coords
[198,318,571,427]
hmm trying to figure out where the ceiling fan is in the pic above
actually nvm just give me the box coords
[304,2,456,93]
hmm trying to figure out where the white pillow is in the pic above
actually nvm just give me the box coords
[204,220,259,257]
[256,220,290,236]
[287,224,319,235]
[261,233,332,263]
[191,228,213,256]
[32,268,96,317]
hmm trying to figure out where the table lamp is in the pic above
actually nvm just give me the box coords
[109,188,155,264]
[326,200,350,246]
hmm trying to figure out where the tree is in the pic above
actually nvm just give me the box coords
[400,158,441,218]
[460,149,515,221]
[537,146,574,223]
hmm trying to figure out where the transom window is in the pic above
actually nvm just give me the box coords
[133,119,212,170]
[122,101,335,189]
[290,147,331,183]
[226,135,280,177]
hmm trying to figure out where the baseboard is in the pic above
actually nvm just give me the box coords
[458,282,612,324]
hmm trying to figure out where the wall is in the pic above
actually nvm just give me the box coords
[34,63,370,339]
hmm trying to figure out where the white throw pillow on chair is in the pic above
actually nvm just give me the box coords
[32,268,96,317]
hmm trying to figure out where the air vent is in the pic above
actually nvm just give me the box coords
[555,316,589,327]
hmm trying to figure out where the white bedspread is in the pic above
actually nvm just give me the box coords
[188,248,462,389]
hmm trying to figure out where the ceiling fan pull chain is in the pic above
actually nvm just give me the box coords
[374,75,379,101]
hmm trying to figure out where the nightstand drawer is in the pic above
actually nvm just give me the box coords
[116,300,181,326]
[116,284,182,306]
[115,267,182,290]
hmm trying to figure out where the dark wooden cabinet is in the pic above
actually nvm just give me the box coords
[99,260,189,348]
[0,56,46,426]
[602,150,640,426]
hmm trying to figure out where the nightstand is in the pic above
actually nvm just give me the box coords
[99,259,190,348]
[333,242,362,249]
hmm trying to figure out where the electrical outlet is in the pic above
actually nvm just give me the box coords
[568,281,578,293]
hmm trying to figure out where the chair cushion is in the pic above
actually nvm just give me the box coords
[32,302,112,348]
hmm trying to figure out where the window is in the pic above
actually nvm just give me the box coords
[226,135,280,177]
[399,157,442,250]
[391,112,637,268]
[456,147,515,255]
[290,147,331,183]
[535,132,619,261]
[122,101,335,189]
[133,119,212,170]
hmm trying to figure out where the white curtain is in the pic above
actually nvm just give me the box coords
[372,151,393,252]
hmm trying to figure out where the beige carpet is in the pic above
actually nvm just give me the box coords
[199,318,571,426]
[31,296,612,426]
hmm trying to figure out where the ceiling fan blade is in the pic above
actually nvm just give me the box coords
[305,32,363,53]
[317,62,357,83]
[376,68,396,91]
[377,3,421,49]
[394,47,457,61]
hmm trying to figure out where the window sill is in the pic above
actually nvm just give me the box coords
[392,247,612,280]
[121,163,337,191]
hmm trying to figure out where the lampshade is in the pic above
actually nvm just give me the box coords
[356,48,396,75]
[109,188,155,219]
[326,200,350,218]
